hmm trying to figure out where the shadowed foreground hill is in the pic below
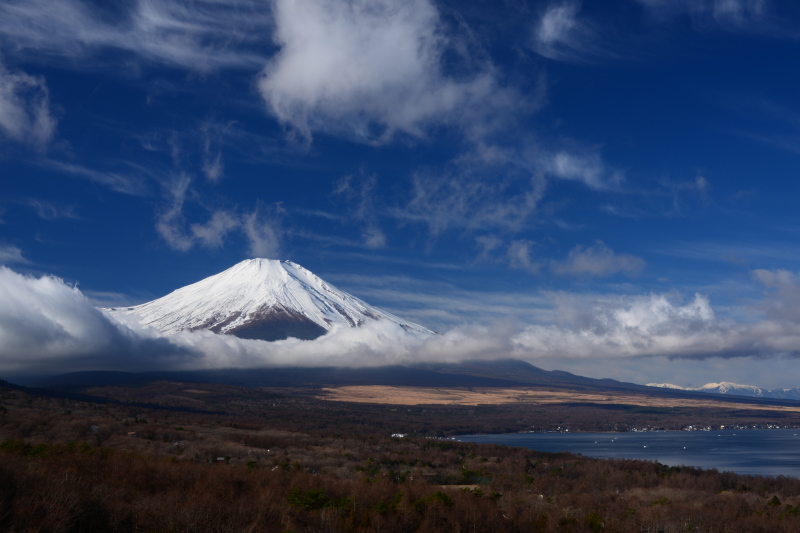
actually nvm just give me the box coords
[4,379,800,531]
[18,358,710,393]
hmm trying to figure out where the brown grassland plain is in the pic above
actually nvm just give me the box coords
[315,385,800,413]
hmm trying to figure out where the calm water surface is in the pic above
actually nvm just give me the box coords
[458,429,800,477]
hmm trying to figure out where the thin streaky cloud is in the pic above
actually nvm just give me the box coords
[292,208,347,222]
[288,229,371,250]
[343,285,554,327]
[24,199,78,221]
[0,61,57,148]
[655,241,800,266]
[41,160,151,196]
[635,0,788,33]
[332,172,387,249]
[241,205,282,259]
[330,251,469,272]
[0,245,29,266]
[544,150,623,191]
[0,0,273,72]
[532,0,618,63]
[551,241,646,278]
[507,239,543,274]
[393,169,546,238]
[82,289,154,309]
[155,174,282,257]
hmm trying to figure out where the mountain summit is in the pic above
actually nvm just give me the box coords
[108,259,432,341]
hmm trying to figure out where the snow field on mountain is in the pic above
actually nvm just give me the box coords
[647,382,800,401]
[108,259,432,336]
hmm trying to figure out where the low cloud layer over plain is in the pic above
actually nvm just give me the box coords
[4,266,800,388]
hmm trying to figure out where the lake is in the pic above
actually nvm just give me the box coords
[457,429,800,477]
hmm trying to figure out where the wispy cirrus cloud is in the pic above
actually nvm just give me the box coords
[655,239,800,267]
[41,160,151,196]
[551,241,646,277]
[635,0,800,40]
[720,96,800,156]
[394,167,547,238]
[324,272,553,328]
[507,239,543,274]
[241,205,283,258]
[533,0,783,67]
[0,61,57,148]
[157,174,233,252]
[637,0,767,28]
[380,140,624,254]
[332,172,387,249]
[156,174,283,257]
[200,122,229,182]
[532,0,618,63]
[24,199,78,221]
[0,0,273,72]
[505,240,644,278]
[543,149,623,190]
[0,245,29,266]
[752,268,800,324]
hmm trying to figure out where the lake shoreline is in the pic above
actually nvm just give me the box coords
[457,428,800,477]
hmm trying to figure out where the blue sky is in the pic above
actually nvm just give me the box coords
[2,0,800,387]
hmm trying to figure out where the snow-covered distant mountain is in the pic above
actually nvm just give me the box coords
[699,382,765,396]
[647,382,800,401]
[107,259,433,341]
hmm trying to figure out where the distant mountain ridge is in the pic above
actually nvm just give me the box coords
[27,360,800,412]
[647,381,800,401]
[107,258,432,341]
[29,359,668,392]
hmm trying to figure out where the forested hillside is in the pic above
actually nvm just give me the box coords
[2,381,800,532]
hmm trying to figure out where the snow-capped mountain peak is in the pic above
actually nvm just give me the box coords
[107,258,433,341]
[645,383,689,391]
[647,381,800,401]
[698,382,764,396]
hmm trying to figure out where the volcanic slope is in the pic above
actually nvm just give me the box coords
[107,258,432,341]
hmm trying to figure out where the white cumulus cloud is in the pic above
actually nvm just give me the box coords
[511,292,728,360]
[0,267,189,373]
[257,0,510,143]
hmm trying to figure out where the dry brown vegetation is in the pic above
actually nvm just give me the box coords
[3,379,800,531]
[315,385,800,413]
[70,380,800,435]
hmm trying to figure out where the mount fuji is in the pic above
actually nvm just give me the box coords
[107,259,433,341]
